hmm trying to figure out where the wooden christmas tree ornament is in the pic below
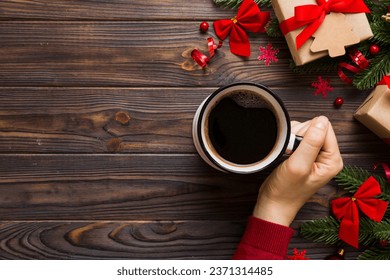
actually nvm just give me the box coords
[310,13,360,57]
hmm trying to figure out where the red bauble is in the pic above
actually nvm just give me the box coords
[379,239,389,247]
[369,44,380,56]
[199,21,209,33]
[334,97,344,108]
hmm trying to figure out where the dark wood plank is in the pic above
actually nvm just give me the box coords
[0,221,357,259]
[0,22,347,87]
[0,87,386,154]
[0,221,243,259]
[0,174,334,221]
[0,0,235,20]
[0,154,388,184]
[0,175,261,220]
[0,87,199,154]
[0,154,387,220]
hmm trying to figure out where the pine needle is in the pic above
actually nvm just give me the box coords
[353,51,390,90]
[359,217,380,247]
[374,219,390,242]
[300,217,340,245]
[290,55,342,74]
[358,247,390,260]
[335,165,371,193]
[265,18,283,37]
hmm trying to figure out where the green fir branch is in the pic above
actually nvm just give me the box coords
[265,18,283,37]
[300,217,388,251]
[300,216,340,245]
[364,0,390,15]
[355,40,371,56]
[373,219,390,241]
[369,16,390,46]
[358,247,390,260]
[350,0,390,89]
[213,0,272,9]
[353,50,390,90]
[359,217,381,247]
[290,55,343,74]
[334,165,389,196]
[335,165,372,193]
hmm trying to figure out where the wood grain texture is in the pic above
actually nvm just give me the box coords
[0,21,348,87]
[0,154,386,221]
[0,154,388,184]
[0,0,388,260]
[1,87,388,154]
[0,221,359,259]
[0,221,244,259]
[0,0,235,20]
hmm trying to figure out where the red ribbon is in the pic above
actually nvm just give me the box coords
[213,0,270,57]
[374,162,390,183]
[331,176,388,248]
[378,75,390,89]
[337,48,369,84]
[191,38,223,68]
[279,0,370,50]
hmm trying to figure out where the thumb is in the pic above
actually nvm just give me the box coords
[288,116,329,172]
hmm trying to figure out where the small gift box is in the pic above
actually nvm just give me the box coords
[354,84,390,145]
[272,0,373,65]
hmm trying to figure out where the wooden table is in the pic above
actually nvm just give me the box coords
[0,0,389,260]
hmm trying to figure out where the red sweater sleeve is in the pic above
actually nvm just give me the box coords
[233,216,295,260]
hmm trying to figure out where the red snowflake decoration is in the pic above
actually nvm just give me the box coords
[257,43,279,66]
[288,248,310,260]
[311,76,333,97]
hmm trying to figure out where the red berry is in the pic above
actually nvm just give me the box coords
[369,44,380,56]
[199,21,209,33]
[334,97,344,108]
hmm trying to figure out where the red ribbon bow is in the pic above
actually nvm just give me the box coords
[213,0,270,57]
[280,0,370,50]
[331,176,388,248]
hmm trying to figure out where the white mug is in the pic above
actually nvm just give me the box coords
[192,83,302,174]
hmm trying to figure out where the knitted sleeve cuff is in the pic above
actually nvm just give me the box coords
[233,216,295,260]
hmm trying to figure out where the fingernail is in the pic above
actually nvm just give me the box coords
[315,116,329,130]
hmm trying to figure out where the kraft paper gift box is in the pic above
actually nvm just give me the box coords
[354,85,390,145]
[272,0,373,65]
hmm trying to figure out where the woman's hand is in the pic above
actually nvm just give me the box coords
[253,116,343,226]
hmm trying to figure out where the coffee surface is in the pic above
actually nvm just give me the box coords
[208,93,277,164]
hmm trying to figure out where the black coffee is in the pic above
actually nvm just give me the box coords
[208,91,277,164]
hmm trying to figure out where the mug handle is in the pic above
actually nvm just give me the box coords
[285,133,303,155]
